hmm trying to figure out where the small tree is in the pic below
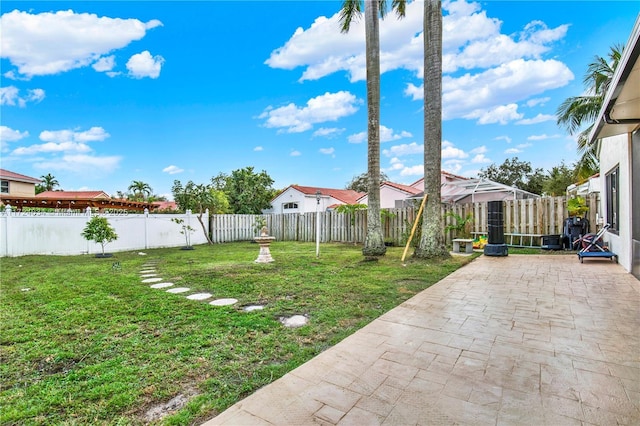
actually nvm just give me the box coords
[82,216,118,257]
[172,218,195,249]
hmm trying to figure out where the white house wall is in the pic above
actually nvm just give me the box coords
[359,186,414,209]
[599,133,632,272]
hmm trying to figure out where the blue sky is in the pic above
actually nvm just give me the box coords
[1,1,638,199]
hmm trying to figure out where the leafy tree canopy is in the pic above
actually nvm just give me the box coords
[478,157,545,195]
[36,173,60,194]
[345,172,389,193]
[543,161,576,196]
[171,180,229,244]
[81,216,118,255]
[213,167,276,214]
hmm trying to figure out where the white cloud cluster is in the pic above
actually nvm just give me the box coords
[259,91,361,133]
[348,125,412,144]
[267,0,573,125]
[8,126,121,174]
[0,86,45,107]
[0,125,29,152]
[0,9,163,78]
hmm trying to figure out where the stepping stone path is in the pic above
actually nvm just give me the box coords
[136,261,304,326]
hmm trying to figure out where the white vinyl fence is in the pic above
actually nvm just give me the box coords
[0,206,209,257]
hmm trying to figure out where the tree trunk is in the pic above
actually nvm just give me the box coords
[415,0,448,258]
[362,0,386,258]
[197,211,213,245]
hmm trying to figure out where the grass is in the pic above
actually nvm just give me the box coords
[0,242,477,425]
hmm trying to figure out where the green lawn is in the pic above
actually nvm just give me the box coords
[1,242,476,425]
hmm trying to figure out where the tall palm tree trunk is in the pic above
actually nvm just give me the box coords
[362,0,386,257]
[415,0,448,258]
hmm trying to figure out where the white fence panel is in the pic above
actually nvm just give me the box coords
[0,208,208,257]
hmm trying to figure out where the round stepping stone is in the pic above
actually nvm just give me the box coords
[209,298,238,306]
[186,293,212,301]
[280,315,308,328]
[150,282,174,289]
[140,273,158,278]
[142,277,163,283]
[243,305,264,312]
[139,269,156,274]
[166,287,190,294]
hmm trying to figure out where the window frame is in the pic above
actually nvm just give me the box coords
[0,180,8,194]
[283,202,299,210]
[605,165,619,234]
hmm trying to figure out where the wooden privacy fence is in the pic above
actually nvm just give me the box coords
[209,195,600,247]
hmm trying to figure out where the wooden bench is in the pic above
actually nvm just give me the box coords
[452,238,474,254]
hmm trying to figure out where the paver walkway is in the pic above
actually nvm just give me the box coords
[204,254,640,425]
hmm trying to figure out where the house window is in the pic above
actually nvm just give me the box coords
[283,202,298,210]
[605,165,619,234]
[0,180,8,194]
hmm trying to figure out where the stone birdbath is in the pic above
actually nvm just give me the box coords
[254,226,275,263]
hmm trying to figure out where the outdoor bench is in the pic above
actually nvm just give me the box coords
[452,238,474,254]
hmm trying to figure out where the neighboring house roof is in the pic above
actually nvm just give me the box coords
[152,201,179,211]
[589,15,640,142]
[356,181,422,203]
[36,191,110,199]
[410,171,471,188]
[0,169,41,184]
[284,185,365,205]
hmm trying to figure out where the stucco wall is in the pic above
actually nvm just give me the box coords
[6,180,36,197]
[599,133,632,272]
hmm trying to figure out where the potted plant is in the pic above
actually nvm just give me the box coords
[172,218,195,250]
[82,216,118,258]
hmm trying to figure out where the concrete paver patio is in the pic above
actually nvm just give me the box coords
[203,255,640,425]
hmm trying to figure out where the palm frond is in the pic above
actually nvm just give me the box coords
[391,0,407,17]
[339,0,362,33]
[556,95,603,135]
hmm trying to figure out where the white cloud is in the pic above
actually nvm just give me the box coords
[265,0,572,126]
[33,154,121,174]
[0,86,45,107]
[348,131,366,144]
[126,51,164,79]
[472,153,491,163]
[464,103,523,125]
[442,140,468,159]
[516,113,555,125]
[504,148,521,154]
[470,145,487,154]
[525,97,550,107]
[12,127,110,156]
[494,135,512,144]
[290,150,302,157]
[93,55,116,72]
[254,146,264,151]
[516,143,532,149]
[443,160,465,174]
[259,91,360,133]
[313,127,344,138]
[319,147,335,155]
[348,125,411,144]
[0,125,29,152]
[383,142,423,157]
[13,141,92,155]
[400,165,424,177]
[0,10,162,78]
[0,125,29,142]
[163,165,184,175]
[527,133,561,141]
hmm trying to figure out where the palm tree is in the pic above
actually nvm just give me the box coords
[556,45,623,180]
[339,0,405,257]
[415,0,448,258]
[128,180,152,201]
[40,173,59,191]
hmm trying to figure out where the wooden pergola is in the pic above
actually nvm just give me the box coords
[1,195,155,212]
